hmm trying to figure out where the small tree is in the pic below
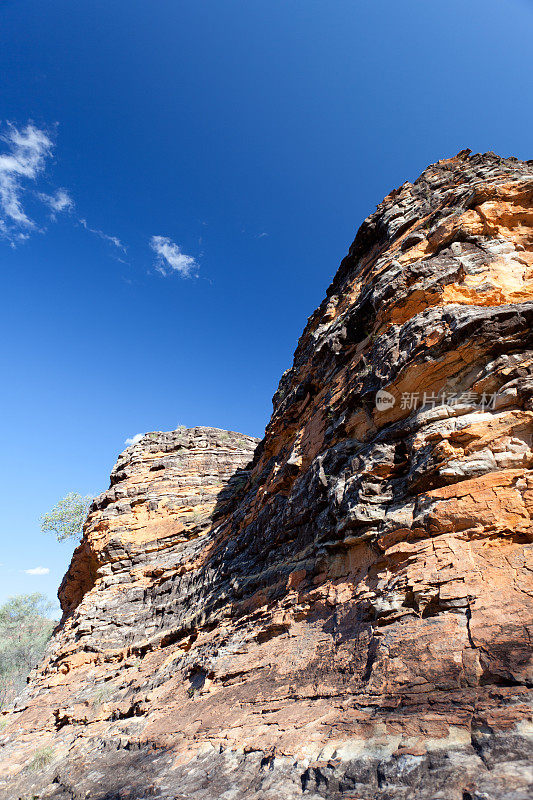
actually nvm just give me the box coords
[0,593,56,709]
[40,491,92,542]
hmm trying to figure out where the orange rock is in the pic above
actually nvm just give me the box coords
[1,152,533,800]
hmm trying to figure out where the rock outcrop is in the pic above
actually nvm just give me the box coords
[1,151,532,800]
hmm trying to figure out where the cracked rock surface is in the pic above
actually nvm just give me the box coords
[1,151,532,799]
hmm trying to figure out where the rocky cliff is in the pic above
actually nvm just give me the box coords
[1,150,532,800]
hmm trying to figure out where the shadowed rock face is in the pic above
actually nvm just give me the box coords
[1,151,532,800]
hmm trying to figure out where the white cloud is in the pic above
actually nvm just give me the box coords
[0,121,129,256]
[0,120,130,260]
[25,566,50,575]
[125,433,144,446]
[150,235,198,278]
[79,218,126,252]
[38,188,74,217]
[0,122,53,242]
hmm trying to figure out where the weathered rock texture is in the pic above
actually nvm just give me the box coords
[1,151,532,800]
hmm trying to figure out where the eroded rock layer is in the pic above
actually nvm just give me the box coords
[1,151,532,800]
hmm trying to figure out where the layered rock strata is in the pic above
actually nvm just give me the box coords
[1,151,532,800]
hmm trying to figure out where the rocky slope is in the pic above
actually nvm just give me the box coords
[1,150,532,800]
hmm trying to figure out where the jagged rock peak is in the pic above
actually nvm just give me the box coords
[1,152,532,800]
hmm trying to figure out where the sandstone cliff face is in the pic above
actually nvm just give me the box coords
[1,151,532,800]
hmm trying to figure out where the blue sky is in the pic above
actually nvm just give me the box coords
[1,0,532,609]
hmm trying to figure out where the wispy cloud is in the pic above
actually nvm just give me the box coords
[0,120,127,258]
[0,122,54,243]
[0,122,200,280]
[38,188,74,218]
[150,235,198,278]
[25,566,50,575]
[125,433,144,446]
[79,218,126,252]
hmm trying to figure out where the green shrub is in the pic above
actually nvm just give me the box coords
[0,594,55,710]
[40,492,92,541]
[27,745,54,771]
[92,684,113,707]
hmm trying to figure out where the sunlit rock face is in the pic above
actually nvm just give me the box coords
[1,151,532,800]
